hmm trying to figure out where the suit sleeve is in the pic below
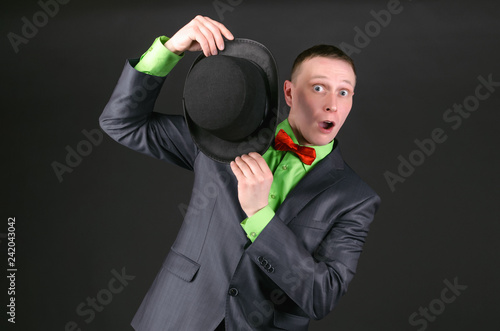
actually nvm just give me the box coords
[99,59,199,171]
[245,188,380,320]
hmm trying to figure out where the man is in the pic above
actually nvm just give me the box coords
[100,15,380,331]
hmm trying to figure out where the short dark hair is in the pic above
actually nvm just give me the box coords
[290,44,356,80]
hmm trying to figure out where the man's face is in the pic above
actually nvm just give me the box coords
[284,56,356,146]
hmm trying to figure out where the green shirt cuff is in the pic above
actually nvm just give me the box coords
[240,206,275,242]
[134,36,184,77]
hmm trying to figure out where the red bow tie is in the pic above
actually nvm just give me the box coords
[274,129,316,165]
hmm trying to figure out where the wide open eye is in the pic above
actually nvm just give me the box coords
[339,89,349,97]
[313,85,324,92]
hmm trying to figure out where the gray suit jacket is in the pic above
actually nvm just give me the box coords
[100,60,381,331]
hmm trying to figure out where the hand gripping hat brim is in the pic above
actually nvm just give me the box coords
[183,38,279,163]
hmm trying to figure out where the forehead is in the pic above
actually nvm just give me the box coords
[293,56,356,85]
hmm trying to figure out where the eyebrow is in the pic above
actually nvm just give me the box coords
[310,75,355,87]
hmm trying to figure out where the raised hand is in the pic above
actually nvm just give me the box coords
[164,15,234,57]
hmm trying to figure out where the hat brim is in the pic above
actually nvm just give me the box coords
[183,38,279,163]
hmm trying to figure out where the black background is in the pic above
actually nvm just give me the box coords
[1,0,499,330]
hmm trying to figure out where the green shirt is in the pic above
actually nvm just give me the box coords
[134,36,334,242]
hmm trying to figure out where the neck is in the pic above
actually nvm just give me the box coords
[287,117,309,146]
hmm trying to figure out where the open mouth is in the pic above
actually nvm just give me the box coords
[319,121,334,130]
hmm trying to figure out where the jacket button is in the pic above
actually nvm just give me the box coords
[257,256,264,263]
[228,288,239,297]
[268,267,275,273]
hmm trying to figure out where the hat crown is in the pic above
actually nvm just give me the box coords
[183,38,279,163]
[184,55,268,142]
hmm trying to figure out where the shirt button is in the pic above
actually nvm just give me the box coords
[282,165,288,170]
[250,232,256,238]
[228,288,239,297]
[270,194,276,199]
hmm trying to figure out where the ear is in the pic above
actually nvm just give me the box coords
[284,80,293,107]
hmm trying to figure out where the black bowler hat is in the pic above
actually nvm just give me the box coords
[183,38,279,163]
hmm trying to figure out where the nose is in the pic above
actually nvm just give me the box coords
[325,94,337,112]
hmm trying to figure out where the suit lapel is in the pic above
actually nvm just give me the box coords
[276,143,345,225]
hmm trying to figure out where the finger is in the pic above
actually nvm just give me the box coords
[234,156,254,178]
[195,16,222,55]
[204,16,235,48]
[192,25,217,57]
[196,16,226,52]
[196,24,219,56]
[240,154,271,185]
[188,25,210,57]
[240,154,263,176]
[205,16,234,39]
[230,161,244,181]
[247,152,272,175]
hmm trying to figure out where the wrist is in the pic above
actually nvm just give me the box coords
[245,204,268,218]
[164,39,183,55]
